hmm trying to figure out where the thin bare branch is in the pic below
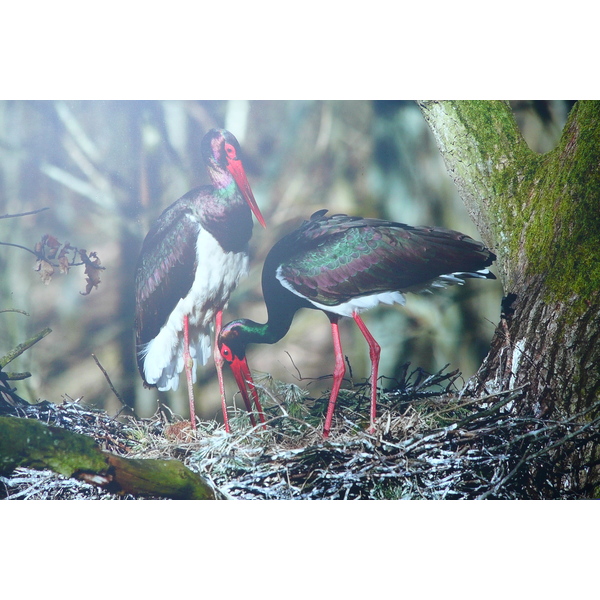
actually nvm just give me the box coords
[91,353,126,408]
[0,241,39,257]
[0,207,49,219]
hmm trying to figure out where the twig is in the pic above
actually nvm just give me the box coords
[477,448,535,500]
[0,241,39,257]
[451,388,525,428]
[3,371,31,381]
[0,207,49,219]
[0,309,30,316]
[91,354,126,408]
[0,327,52,369]
[0,371,29,407]
[284,351,304,381]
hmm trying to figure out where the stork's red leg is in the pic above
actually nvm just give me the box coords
[244,371,267,429]
[235,353,267,428]
[213,310,231,433]
[251,386,267,428]
[323,316,346,438]
[352,312,380,433]
[183,314,197,431]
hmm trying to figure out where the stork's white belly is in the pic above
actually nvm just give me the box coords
[142,228,249,391]
[306,290,407,318]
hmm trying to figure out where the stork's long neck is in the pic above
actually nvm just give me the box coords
[228,244,314,351]
[236,299,299,348]
[258,257,313,345]
[233,320,278,347]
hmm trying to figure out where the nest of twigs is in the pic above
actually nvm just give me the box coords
[2,365,599,500]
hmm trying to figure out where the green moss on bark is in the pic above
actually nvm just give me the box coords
[0,415,108,476]
[436,101,600,312]
[523,101,600,308]
[0,416,216,499]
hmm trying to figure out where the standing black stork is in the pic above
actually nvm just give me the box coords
[134,128,267,432]
[218,209,496,438]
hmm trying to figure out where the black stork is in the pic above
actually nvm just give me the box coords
[218,209,496,438]
[134,128,267,432]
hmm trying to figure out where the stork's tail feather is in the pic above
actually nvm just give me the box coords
[446,268,496,282]
[137,331,212,391]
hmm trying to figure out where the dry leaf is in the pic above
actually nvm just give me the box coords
[31,234,103,293]
[44,234,61,260]
[79,249,102,296]
[34,259,55,285]
[58,242,74,274]
[58,255,70,274]
[57,242,72,274]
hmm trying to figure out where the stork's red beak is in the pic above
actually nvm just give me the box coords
[227,158,267,229]
[228,355,267,429]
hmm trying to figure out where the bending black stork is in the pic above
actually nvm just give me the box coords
[218,209,496,438]
[134,128,267,432]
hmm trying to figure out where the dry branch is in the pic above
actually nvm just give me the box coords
[0,207,49,219]
[0,327,52,369]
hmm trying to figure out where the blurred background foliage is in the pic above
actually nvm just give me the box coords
[0,100,573,422]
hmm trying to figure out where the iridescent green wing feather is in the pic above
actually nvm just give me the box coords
[276,212,494,307]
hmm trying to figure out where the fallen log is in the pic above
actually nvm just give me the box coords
[0,416,215,500]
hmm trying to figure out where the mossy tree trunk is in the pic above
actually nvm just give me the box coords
[419,100,600,418]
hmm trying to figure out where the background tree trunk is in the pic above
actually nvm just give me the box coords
[419,101,600,419]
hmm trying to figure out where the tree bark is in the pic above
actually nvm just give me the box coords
[419,101,600,418]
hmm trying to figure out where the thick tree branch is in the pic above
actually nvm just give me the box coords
[418,100,600,304]
[418,100,536,289]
